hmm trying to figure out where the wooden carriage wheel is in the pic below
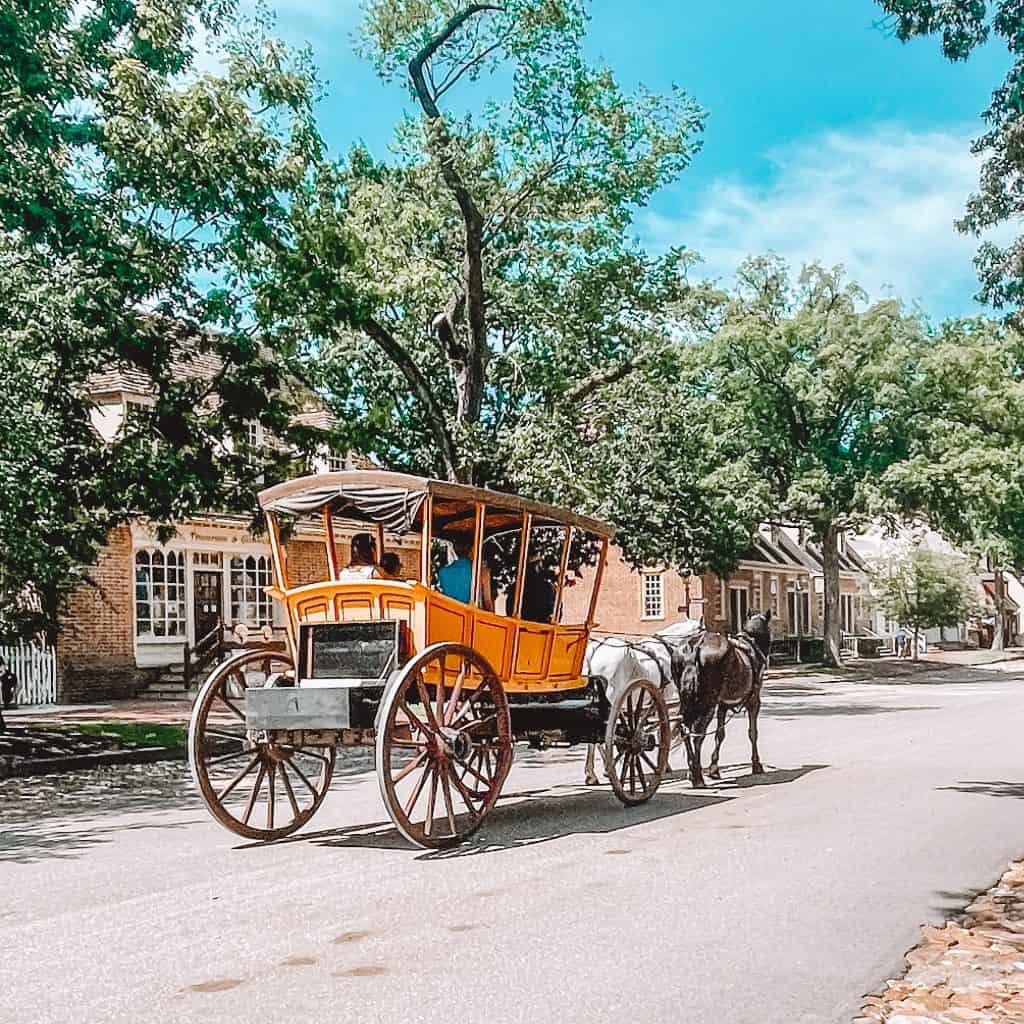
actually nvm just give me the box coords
[376,643,513,850]
[188,650,335,841]
[605,678,670,806]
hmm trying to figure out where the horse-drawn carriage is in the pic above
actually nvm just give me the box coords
[188,470,672,849]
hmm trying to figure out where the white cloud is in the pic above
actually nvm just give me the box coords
[643,125,1007,318]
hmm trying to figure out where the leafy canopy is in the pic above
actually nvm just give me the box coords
[0,0,324,634]
[878,0,1024,318]
[259,0,706,485]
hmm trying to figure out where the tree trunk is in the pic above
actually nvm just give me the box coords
[992,568,1006,651]
[821,523,843,667]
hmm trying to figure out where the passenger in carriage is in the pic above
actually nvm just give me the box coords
[379,551,403,580]
[340,532,380,579]
[438,536,494,611]
[521,553,557,624]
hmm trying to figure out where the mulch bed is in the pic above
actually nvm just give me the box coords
[856,861,1024,1022]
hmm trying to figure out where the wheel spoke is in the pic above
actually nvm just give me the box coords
[439,767,458,835]
[242,762,267,826]
[404,762,432,817]
[206,746,251,767]
[635,755,648,793]
[444,664,469,725]
[459,752,492,789]
[296,748,331,766]
[414,673,441,732]
[448,763,483,815]
[267,767,276,829]
[280,763,301,818]
[393,750,427,785]
[204,727,246,743]
[216,692,245,721]
[639,749,660,775]
[217,753,260,800]
[424,769,439,836]
[284,755,319,798]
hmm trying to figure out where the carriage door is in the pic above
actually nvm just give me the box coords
[194,571,223,642]
[728,586,748,634]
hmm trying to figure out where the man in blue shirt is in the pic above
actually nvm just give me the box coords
[438,536,494,611]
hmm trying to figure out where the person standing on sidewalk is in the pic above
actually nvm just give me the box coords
[894,627,906,658]
[0,657,17,709]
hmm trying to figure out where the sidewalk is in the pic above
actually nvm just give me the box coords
[6,700,194,727]
[857,860,1024,1022]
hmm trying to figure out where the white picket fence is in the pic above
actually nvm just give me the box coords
[1,641,57,705]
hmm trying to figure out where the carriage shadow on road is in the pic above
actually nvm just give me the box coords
[252,763,827,859]
[939,780,1024,799]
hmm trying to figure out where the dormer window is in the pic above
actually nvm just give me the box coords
[246,421,263,448]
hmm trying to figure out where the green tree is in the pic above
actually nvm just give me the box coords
[880,318,1024,648]
[695,257,926,665]
[0,0,324,635]
[868,545,979,660]
[877,1,1024,319]
[505,342,773,578]
[257,0,705,486]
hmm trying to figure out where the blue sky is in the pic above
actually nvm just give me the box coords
[238,0,1011,320]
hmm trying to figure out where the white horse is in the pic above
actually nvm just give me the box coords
[582,619,702,785]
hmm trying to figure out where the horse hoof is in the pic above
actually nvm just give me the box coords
[691,777,706,789]
[707,771,721,781]
[751,765,765,775]
[585,776,599,786]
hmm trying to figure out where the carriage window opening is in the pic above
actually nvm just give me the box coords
[480,511,525,617]
[135,550,186,638]
[430,502,489,609]
[551,530,605,626]
[230,555,273,627]
[521,524,566,624]
[641,573,665,621]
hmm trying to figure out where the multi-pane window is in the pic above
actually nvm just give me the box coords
[135,550,186,638]
[327,451,347,473]
[246,421,263,448]
[230,555,273,627]
[641,573,664,620]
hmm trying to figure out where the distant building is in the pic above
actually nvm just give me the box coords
[583,525,871,639]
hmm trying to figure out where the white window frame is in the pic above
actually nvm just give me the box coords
[641,572,665,621]
[728,584,750,633]
[245,420,264,449]
[230,555,274,628]
[326,451,348,473]
[135,549,187,640]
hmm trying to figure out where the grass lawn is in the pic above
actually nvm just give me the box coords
[47,722,188,751]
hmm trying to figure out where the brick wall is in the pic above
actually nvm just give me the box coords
[57,525,146,701]
[562,546,706,635]
[283,537,420,586]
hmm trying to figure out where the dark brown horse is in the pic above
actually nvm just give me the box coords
[673,610,772,788]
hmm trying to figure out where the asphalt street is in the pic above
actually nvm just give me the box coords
[3,662,1024,1024]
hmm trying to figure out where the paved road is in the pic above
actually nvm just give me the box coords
[3,664,1024,1024]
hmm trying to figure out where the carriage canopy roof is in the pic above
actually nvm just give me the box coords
[257,470,615,538]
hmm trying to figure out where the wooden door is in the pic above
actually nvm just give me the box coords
[194,571,222,641]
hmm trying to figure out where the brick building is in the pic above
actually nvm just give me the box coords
[55,358,414,702]
[580,525,871,639]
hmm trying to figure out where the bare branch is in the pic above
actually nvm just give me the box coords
[566,358,646,404]
[362,316,460,481]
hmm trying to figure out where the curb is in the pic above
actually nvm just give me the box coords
[0,745,187,779]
